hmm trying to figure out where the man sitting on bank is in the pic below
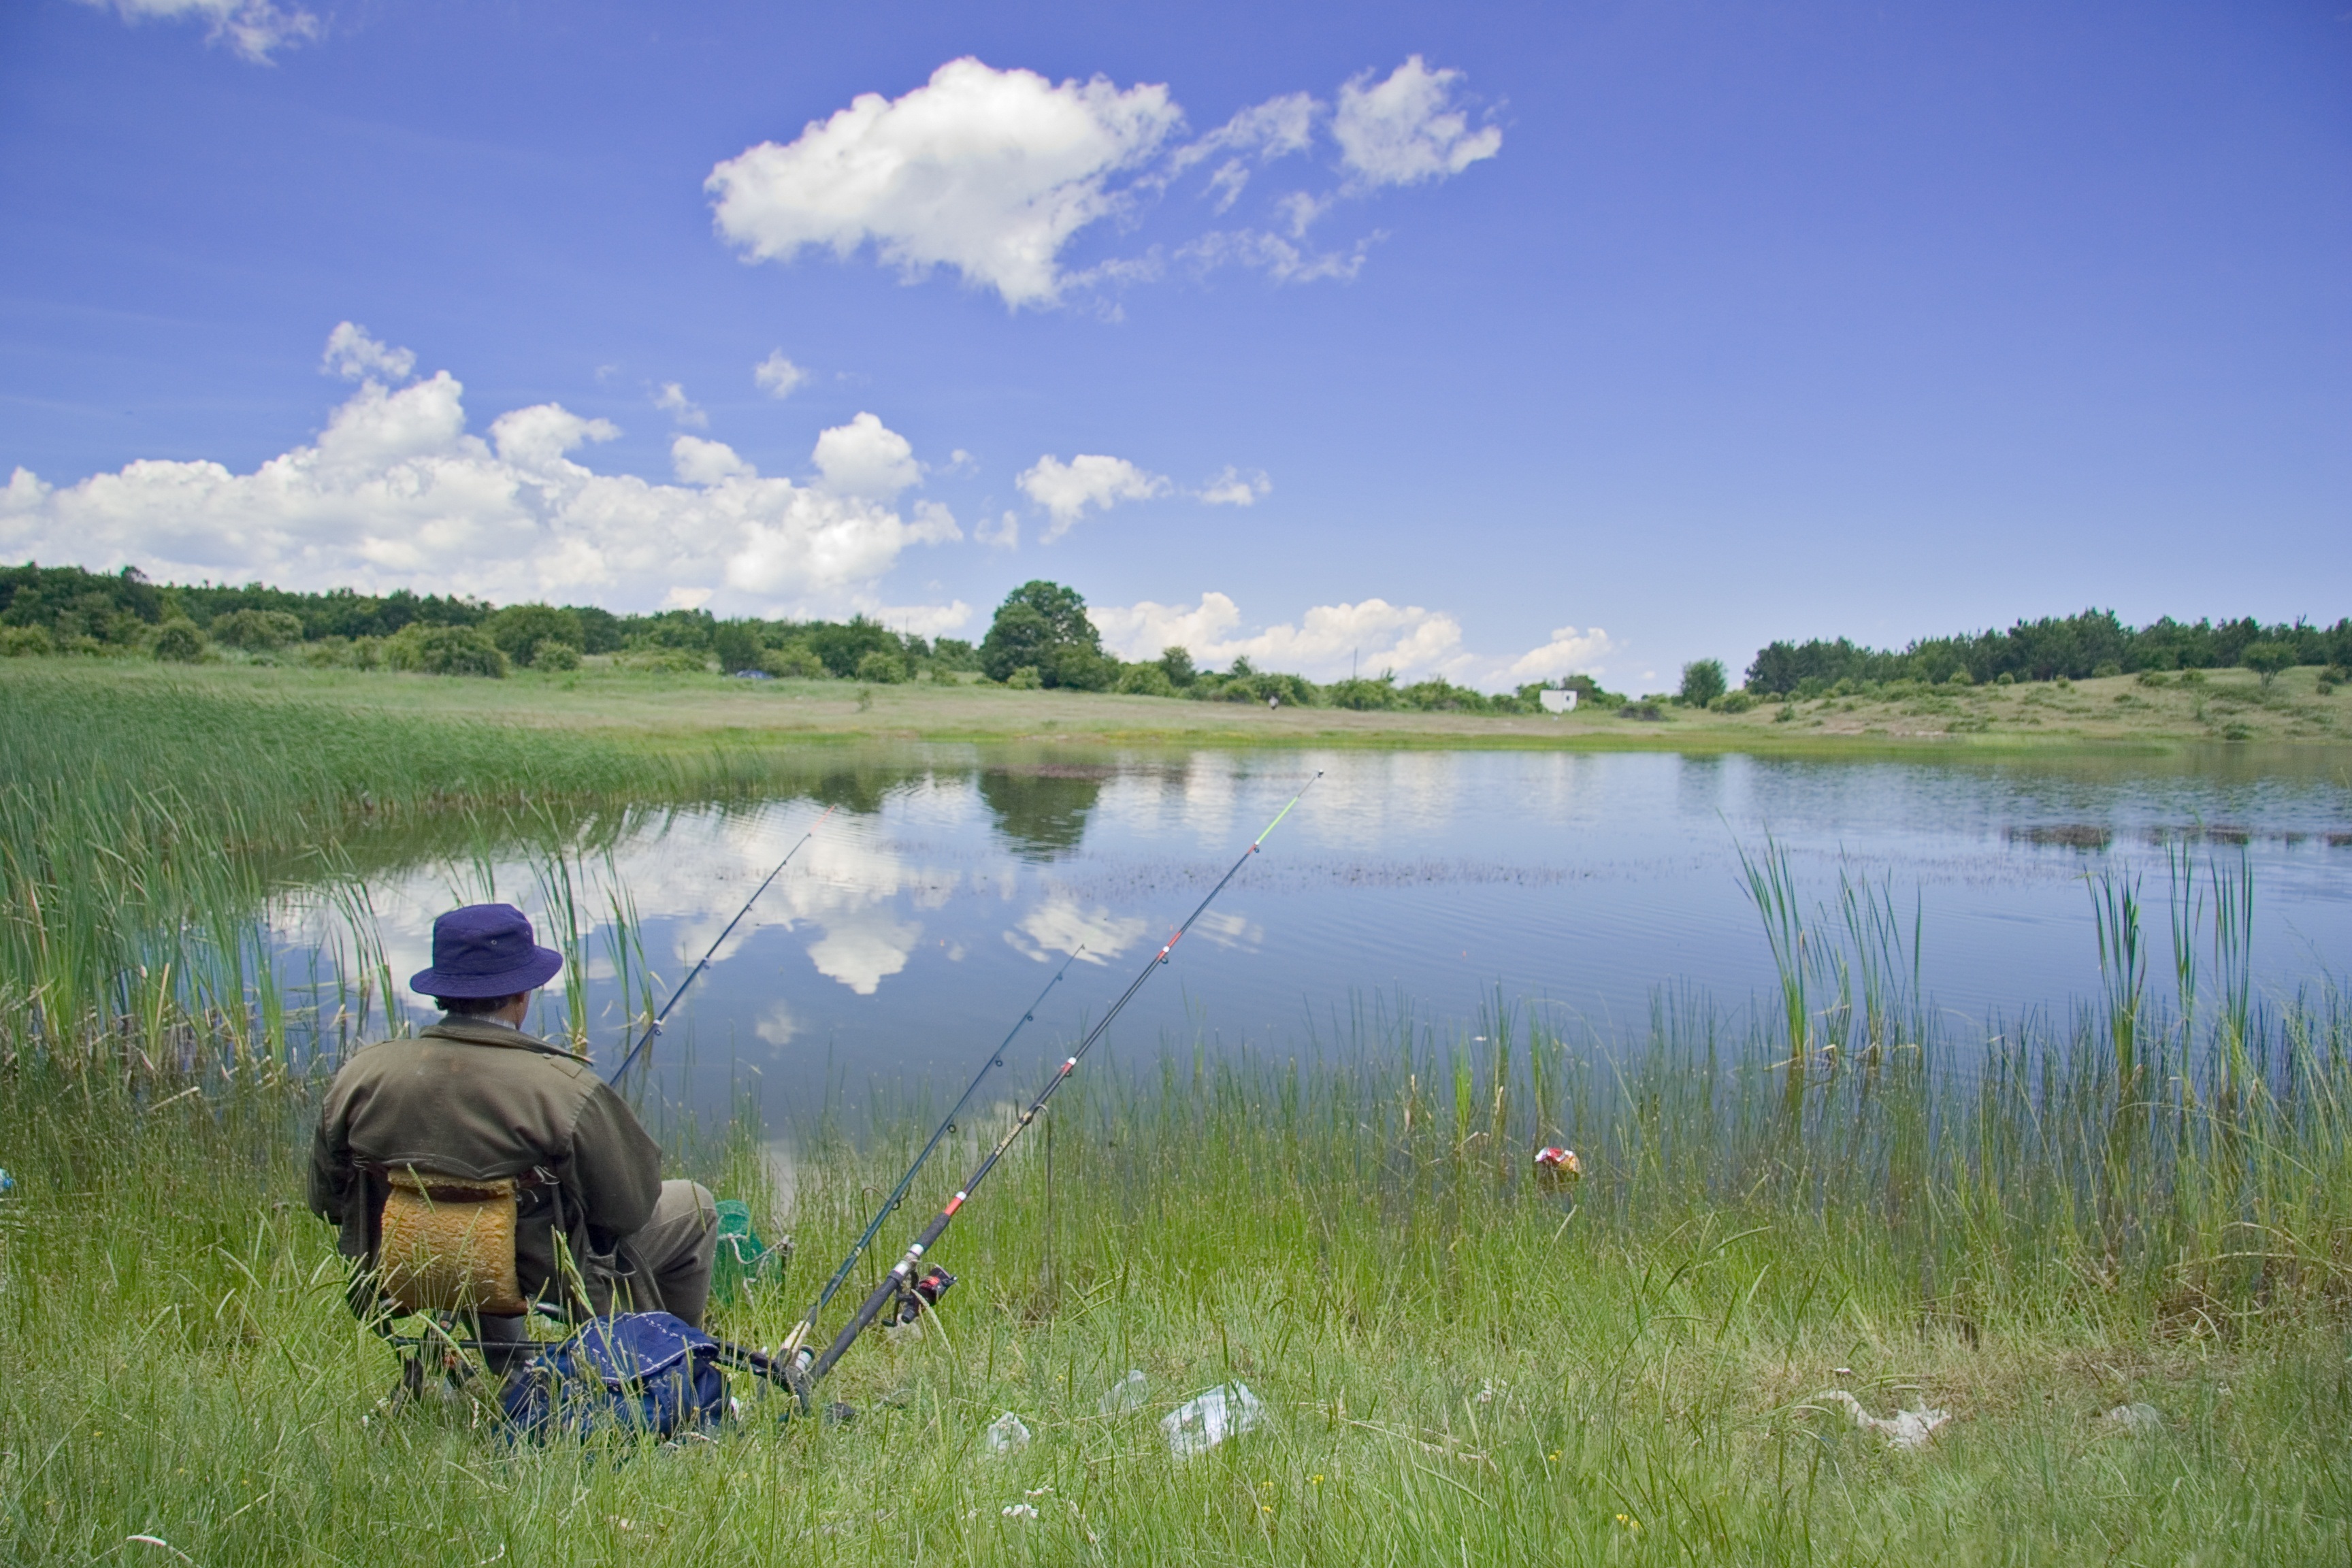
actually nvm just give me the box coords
[308,903,716,1357]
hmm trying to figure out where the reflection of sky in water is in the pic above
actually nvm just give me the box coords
[277,750,2352,1128]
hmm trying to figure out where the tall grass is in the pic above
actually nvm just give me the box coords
[0,665,792,1059]
[3,666,2349,1563]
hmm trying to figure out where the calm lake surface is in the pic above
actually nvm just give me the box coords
[280,746,2351,1127]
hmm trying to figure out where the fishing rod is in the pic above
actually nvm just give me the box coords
[779,946,1086,1360]
[608,804,836,1086]
[785,772,1322,1403]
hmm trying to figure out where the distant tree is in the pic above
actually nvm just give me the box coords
[979,581,1103,685]
[804,617,900,678]
[712,621,766,674]
[212,608,304,651]
[2242,642,2296,687]
[1158,645,1198,687]
[572,605,625,654]
[930,636,981,672]
[485,604,585,666]
[1679,659,1728,707]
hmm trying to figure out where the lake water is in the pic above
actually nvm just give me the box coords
[278,745,2352,1127]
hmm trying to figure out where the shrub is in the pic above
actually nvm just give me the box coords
[764,644,826,679]
[531,639,582,672]
[1618,701,1666,721]
[1714,689,1753,714]
[1004,665,1044,689]
[855,650,909,684]
[1995,672,2014,685]
[1116,662,1177,698]
[2136,670,2171,688]
[3,625,54,657]
[2093,661,2122,679]
[1946,668,1973,686]
[152,619,205,663]
[486,604,586,665]
[1326,675,1401,711]
[385,623,508,678]
[349,637,383,671]
[1679,659,1728,707]
[626,649,710,674]
[210,608,304,651]
[1045,644,1117,691]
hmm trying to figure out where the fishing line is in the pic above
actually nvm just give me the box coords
[789,771,1322,1397]
[779,945,1087,1358]
[607,803,836,1086]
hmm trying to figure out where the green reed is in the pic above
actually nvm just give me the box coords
[0,664,788,1060]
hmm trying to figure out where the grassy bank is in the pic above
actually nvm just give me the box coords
[5,955,2349,1565]
[14,655,2349,755]
[5,661,2350,1563]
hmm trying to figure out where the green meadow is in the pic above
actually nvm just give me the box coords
[3,662,2350,1565]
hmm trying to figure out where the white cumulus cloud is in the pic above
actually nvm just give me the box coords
[653,381,708,428]
[706,57,1498,306]
[1198,467,1271,506]
[813,410,924,499]
[321,322,415,383]
[753,350,808,398]
[1335,56,1503,189]
[78,0,318,63]
[1016,453,1169,540]
[706,58,1182,310]
[1503,625,1617,684]
[0,327,963,619]
[1091,591,1466,681]
[975,510,1020,549]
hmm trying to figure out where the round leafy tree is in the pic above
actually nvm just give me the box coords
[980,581,1104,686]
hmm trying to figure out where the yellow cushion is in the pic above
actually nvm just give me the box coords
[378,1169,525,1316]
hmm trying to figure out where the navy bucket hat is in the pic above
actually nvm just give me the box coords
[408,903,564,1000]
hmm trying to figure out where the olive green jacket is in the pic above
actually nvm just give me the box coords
[307,1017,663,1313]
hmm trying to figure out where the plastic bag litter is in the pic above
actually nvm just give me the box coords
[1098,1369,1148,1416]
[1813,1390,1950,1451]
[985,1411,1032,1454]
[1161,1382,1267,1460]
[2104,1402,2163,1435]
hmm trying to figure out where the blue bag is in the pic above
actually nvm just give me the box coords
[500,1312,727,1441]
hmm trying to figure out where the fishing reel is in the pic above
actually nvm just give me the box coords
[884,1265,956,1327]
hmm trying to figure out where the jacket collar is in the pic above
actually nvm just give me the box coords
[419,1017,587,1062]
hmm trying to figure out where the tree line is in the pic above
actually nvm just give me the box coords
[18,563,2332,712]
[0,561,981,681]
[1744,609,2352,696]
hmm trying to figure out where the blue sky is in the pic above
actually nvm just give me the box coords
[3,1,2346,690]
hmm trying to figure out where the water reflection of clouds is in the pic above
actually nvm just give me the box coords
[1005,897,1148,965]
